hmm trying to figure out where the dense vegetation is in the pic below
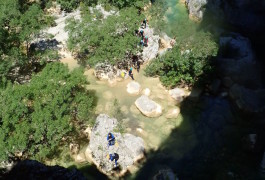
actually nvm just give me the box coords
[145,0,218,87]
[67,6,144,66]
[0,0,96,162]
[0,63,95,161]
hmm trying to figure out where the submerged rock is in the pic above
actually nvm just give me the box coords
[142,88,151,96]
[86,114,145,175]
[127,81,141,95]
[186,0,207,21]
[135,95,162,117]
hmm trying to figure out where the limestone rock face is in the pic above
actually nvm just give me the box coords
[94,62,117,80]
[186,0,207,21]
[141,28,159,61]
[135,95,162,117]
[86,114,145,175]
[127,81,141,95]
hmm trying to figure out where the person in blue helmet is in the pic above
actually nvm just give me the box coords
[129,67,134,80]
[109,153,119,167]
[107,132,115,147]
[140,39,144,47]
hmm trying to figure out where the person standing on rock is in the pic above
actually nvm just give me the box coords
[107,133,115,148]
[108,153,119,168]
[139,30,144,39]
[129,67,134,80]
[143,18,148,28]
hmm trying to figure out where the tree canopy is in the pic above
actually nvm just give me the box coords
[67,7,144,66]
[0,63,95,161]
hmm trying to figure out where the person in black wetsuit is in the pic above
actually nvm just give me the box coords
[109,153,119,167]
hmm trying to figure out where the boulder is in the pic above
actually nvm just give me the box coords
[94,62,117,80]
[86,114,145,175]
[74,153,87,163]
[69,143,79,155]
[186,0,207,21]
[135,95,162,117]
[127,81,141,95]
[166,108,180,119]
[169,88,189,103]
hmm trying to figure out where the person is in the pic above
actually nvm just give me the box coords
[139,30,144,39]
[143,18,147,28]
[107,133,115,147]
[129,67,134,80]
[109,153,119,167]
[136,61,141,72]
[140,39,144,47]
[144,36,148,46]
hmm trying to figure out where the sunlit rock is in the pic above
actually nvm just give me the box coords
[166,108,180,119]
[135,95,162,117]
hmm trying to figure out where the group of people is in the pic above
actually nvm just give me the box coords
[135,19,149,47]
[107,132,119,168]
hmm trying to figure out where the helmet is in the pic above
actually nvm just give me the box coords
[140,30,143,33]
[130,67,133,70]
[145,36,148,38]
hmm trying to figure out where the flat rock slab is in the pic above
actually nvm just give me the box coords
[127,81,141,95]
[86,114,144,175]
[135,95,162,117]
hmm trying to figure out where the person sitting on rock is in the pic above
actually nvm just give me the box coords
[107,132,115,147]
[144,36,148,47]
[108,153,119,167]
[129,67,134,80]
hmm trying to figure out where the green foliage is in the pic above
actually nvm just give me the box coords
[145,32,218,87]
[67,7,144,66]
[0,63,95,161]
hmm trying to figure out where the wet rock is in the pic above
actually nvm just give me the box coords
[229,84,265,113]
[135,95,162,117]
[153,169,178,180]
[4,160,86,179]
[166,108,180,119]
[169,88,188,103]
[86,114,145,175]
[142,88,151,96]
[127,81,141,95]
[243,134,257,152]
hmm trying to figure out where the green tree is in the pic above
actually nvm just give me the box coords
[67,7,144,66]
[0,63,95,161]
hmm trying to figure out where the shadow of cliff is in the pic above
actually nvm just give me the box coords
[126,1,265,179]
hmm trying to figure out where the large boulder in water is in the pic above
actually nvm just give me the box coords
[85,114,145,175]
[135,95,162,117]
[127,81,141,95]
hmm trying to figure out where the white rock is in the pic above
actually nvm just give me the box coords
[169,88,188,103]
[127,81,141,95]
[135,95,162,117]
